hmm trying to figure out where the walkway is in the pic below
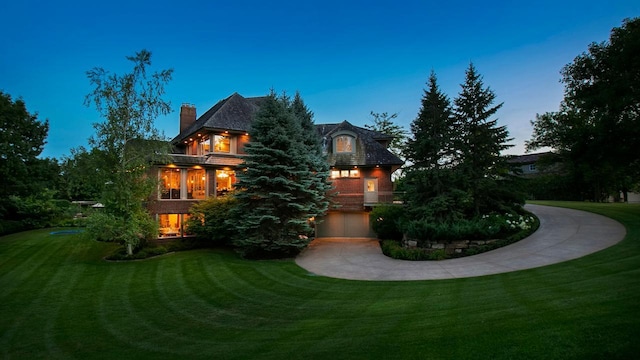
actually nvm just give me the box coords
[295,204,626,281]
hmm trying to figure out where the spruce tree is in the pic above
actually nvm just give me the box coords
[290,92,332,217]
[453,63,514,216]
[403,71,465,221]
[232,92,328,258]
[405,70,455,170]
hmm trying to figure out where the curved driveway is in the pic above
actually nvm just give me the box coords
[295,204,626,281]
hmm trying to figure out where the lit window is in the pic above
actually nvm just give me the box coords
[187,168,206,199]
[216,170,236,196]
[331,169,360,178]
[160,168,182,199]
[214,134,230,153]
[367,180,376,192]
[198,137,210,155]
[335,135,354,153]
[158,214,192,238]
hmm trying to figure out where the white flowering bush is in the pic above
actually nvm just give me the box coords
[405,212,538,242]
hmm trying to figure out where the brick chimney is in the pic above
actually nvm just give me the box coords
[180,103,196,133]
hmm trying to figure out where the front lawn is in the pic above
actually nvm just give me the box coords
[1,201,639,359]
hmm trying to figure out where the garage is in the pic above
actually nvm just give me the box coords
[315,211,376,238]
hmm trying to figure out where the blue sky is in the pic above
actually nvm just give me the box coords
[1,0,638,159]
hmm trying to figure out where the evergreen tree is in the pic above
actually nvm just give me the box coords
[290,92,332,217]
[402,71,464,221]
[405,70,455,170]
[232,92,328,258]
[453,63,514,216]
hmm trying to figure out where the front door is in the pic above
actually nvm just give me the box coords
[364,178,378,204]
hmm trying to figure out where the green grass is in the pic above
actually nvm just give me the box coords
[1,201,639,359]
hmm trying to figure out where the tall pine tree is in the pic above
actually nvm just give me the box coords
[405,70,455,170]
[453,63,514,216]
[232,92,329,258]
[403,71,466,221]
[290,92,332,217]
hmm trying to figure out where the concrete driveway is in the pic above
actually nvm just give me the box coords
[295,204,626,281]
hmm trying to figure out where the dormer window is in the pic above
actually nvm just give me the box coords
[335,135,354,153]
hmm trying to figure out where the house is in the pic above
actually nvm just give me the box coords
[147,93,404,239]
[507,152,554,177]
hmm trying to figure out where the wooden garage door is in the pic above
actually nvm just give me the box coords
[316,212,375,238]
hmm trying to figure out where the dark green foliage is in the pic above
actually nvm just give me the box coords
[454,63,514,216]
[232,92,329,258]
[187,196,238,245]
[402,66,520,233]
[59,147,108,201]
[380,240,446,260]
[369,204,406,240]
[83,209,158,251]
[0,91,50,198]
[402,168,471,221]
[0,92,65,234]
[527,18,640,201]
[405,70,455,170]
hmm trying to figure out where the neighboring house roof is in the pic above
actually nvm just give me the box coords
[172,93,267,145]
[317,121,404,168]
[507,152,553,165]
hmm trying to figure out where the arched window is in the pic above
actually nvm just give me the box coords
[335,135,355,153]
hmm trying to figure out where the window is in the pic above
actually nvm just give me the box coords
[187,168,206,199]
[335,135,354,153]
[198,137,210,155]
[528,164,537,172]
[216,170,236,196]
[160,168,182,199]
[158,214,192,238]
[214,134,230,153]
[160,167,208,200]
[330,169,360,179]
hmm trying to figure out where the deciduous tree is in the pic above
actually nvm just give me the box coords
[527,18,640,201]
[365,111,407,159]
[84,49,172,253]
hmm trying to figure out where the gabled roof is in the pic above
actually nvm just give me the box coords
[317,120,404,167]
[172,93,267,145]
[507,151,553,165]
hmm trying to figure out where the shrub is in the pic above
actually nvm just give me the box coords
[380,240,448,261]
[187,196,238,245]
[84,209,158,254]
[370,204,406,240]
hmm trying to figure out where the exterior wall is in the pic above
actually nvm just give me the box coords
[237,134,250,155]
[329,167,394,211]
[147,199,198,214]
